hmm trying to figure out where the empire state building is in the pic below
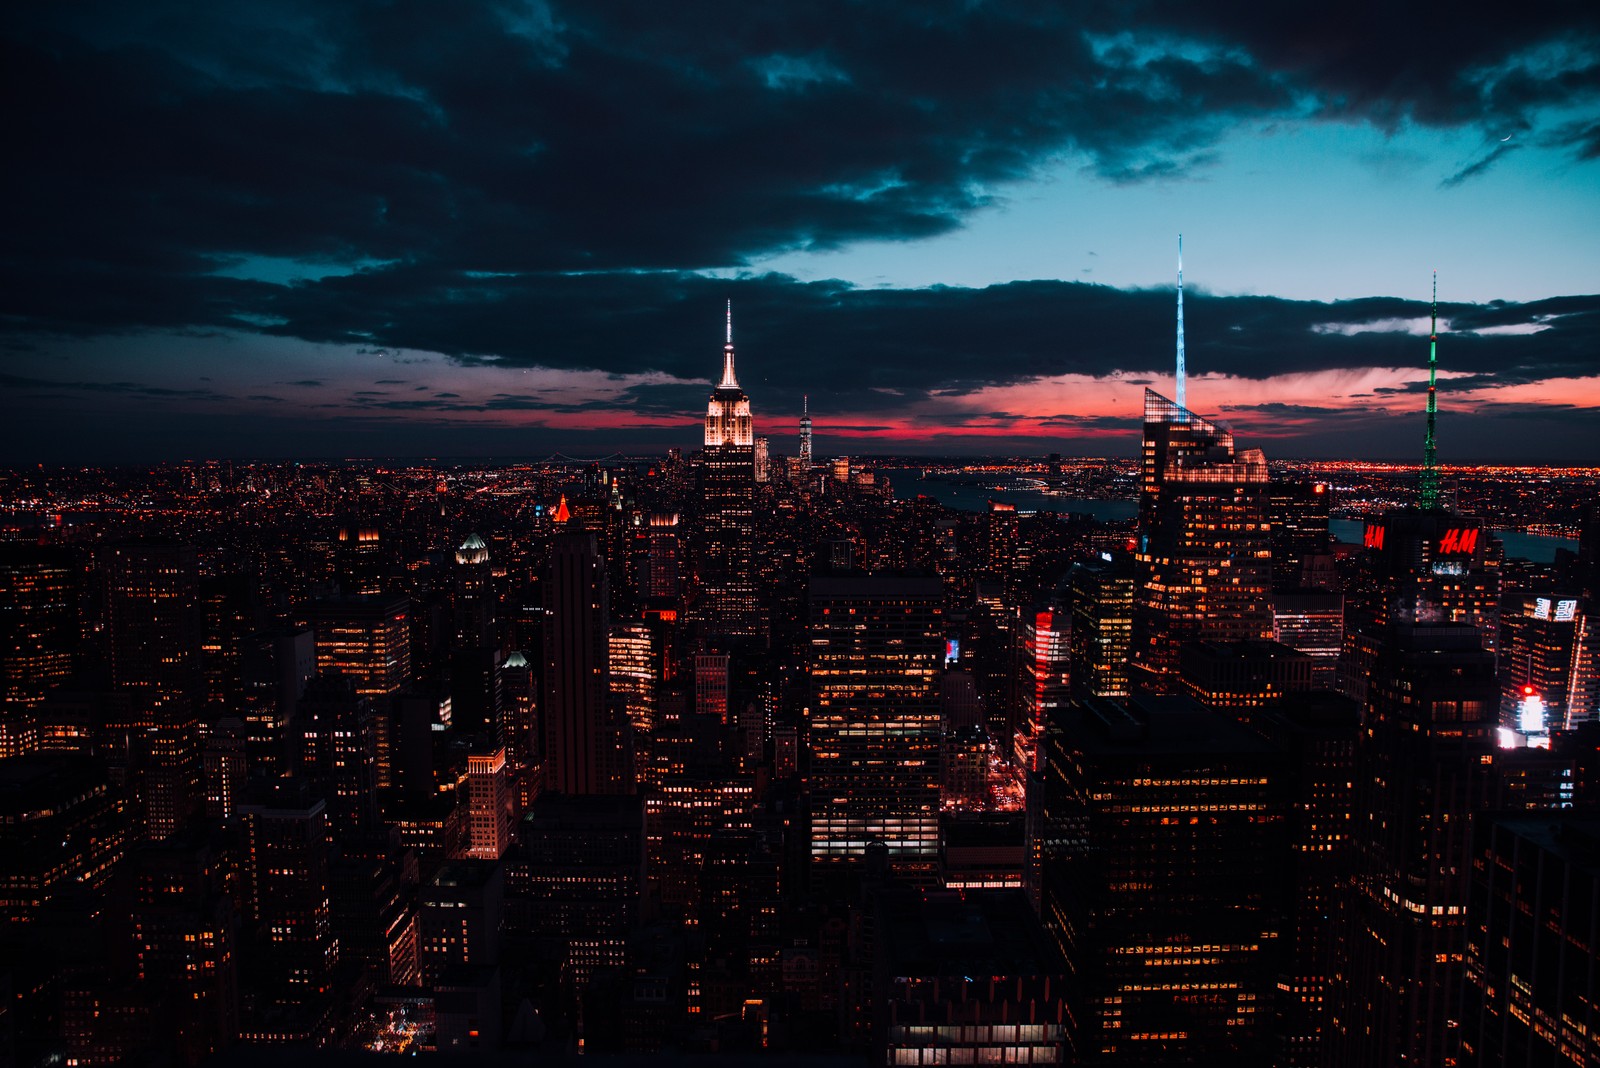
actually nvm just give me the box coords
[699,304,759,637]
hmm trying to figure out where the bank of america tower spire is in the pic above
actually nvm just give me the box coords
[698,301,759,637]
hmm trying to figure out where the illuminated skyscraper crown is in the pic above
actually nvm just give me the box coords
[706,301,753,448]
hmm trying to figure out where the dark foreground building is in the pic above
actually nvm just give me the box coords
[1039,695,1286,1065]
[1461,815,1600,1067]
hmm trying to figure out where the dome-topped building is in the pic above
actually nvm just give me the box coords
[456,533,490,566]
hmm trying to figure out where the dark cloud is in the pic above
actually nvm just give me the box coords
[4,2,1594,333]
[235,271,1599,415]
[2,2,1596,461]
[0,372,233,402]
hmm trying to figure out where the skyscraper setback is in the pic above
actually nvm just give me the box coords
[1132,390,1273,691]
[698,304,759,638]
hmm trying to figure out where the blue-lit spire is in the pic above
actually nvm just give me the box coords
[1175,234,1186,414]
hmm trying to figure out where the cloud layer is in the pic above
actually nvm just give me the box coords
[2,2,1597,460]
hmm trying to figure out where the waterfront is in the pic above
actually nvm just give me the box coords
[887,470,1576,564]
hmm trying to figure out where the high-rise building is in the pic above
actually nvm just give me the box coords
[644,512,682,602]
[1268,480,1332,589]
[1326,623,1500,1066]
[293,672,381,839]
[1461,815,1600,1067]
[1253,693,1360,1067]
[108,542,203,839]
[798,394,813,472]
[876,889,1071,1067]
[807,573,944,882]
[306,594,411,698]
[306,594,409,793]
[1131,391,1273,692]
[239,628,314,779]
[508,794,645,992]
[1177,639,1314,717]
[1271,589,1344,689]
[1067,556,1135,700]
[1038,695,1285,1064]
[1018,605,1070,770]
[694,651,730,724]
[465,747,515,860]
[236,779,338,1035]
[0,753,129,923]
[418,859,503,986]
[201,716,248,821]
[0,544,77,757]
[1498,593,1583,729]
[754,436,770,483]
[1343,510,1501,703]
[127,834,240,1063]
[542,530,631,795]
[450,533,500,739]
[699,304,759,638]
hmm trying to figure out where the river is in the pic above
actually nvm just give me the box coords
[883,470,1574,563]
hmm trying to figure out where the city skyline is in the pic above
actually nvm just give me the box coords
[4,3,1599,463]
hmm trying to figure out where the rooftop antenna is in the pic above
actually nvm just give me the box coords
[719,299,738,388]
[1419,272,1441,510]
[1176,234,1187,415]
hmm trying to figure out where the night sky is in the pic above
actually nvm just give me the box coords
[4,2,1598,463]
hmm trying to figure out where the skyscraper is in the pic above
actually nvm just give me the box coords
[1067,555,1135,700]
[542,530,631,795]
[0,544,77,757]
[807,573,944,883]
[450,533,500,738]
[1039,696,1285,1063]
[108,542,203,839]
[1132,390,1273,691]
[1326,623,1500,1066]
[798,394,813,472]
[699,303,759,638]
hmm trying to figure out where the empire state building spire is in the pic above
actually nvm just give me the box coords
[719,299,739,388]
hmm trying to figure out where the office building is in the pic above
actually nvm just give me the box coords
[0,544,77,757]
[1460,815,1600,1066]
[807,573,944,882]
[450,533,500,739]
[1498,593,1583,730]
[1271,589,1344,690]
[465,747,515,860]
[1177,639,1314,716]
[1131,391,1273,692]
[1039,695,1285,1064]
[1067,556,1135,700]
[542,530,631,795]
[1326,624,1500,1066]
[876,889,1071,1066]
[1268,480,1332,589]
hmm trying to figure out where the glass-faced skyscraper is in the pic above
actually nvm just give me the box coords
[1132,389,1273,692]
[699,305,759,637]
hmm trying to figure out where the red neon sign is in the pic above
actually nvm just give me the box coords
[1363,524,1385,550]
[1438,528,1479,555]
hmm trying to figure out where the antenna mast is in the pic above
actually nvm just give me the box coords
[1176,234,1186,414]
[1419,272,1440,510]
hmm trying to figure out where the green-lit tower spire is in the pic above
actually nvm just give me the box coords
[1418,271,1441,510]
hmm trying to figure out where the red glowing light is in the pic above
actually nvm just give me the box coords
[1438,528,1479,555]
